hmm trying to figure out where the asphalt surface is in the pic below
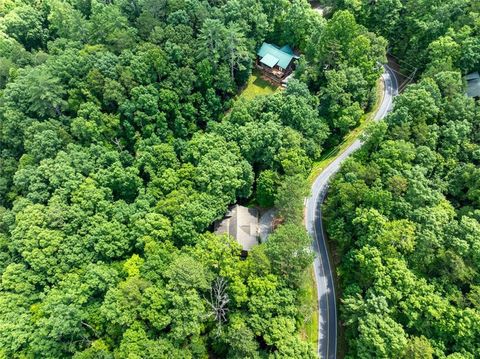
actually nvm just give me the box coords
[305,66,399,359]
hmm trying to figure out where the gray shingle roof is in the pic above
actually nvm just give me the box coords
[214,205,259,251]
[467,78,480,98]
[466,72,480,98]
[465,72,480,81]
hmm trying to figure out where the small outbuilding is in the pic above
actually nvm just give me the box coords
[256,42,299,82]
[215,205,259,253]
[466,71,480,99]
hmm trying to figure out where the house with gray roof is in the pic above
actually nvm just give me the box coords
[466,71,480,99]
[215,205,259,254]
[256,42,299,82]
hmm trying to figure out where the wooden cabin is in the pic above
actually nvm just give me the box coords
[256,42,299,83]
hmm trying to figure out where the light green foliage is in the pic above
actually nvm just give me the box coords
[403,336,434,359]
[237,69,278,101]
[275,175,310,224]
[265,223,314,287]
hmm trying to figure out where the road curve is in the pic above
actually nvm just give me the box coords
[305,66,399,359]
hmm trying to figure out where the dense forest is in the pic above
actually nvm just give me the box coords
[0,0,388,358]
[325,1,480,358]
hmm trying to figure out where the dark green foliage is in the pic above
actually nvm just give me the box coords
[256,170,279,207]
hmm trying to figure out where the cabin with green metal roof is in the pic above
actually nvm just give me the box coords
[256,42,299,82]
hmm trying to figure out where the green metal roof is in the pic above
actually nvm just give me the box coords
[260,53,279,68]
[279,45,294,55]
[257,42,297,69]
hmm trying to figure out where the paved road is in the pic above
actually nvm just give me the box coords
[305,66,398,359]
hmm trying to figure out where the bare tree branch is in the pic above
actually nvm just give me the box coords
[205,277,229,336]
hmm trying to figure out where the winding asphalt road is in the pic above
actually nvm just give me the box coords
[305,66,399,359]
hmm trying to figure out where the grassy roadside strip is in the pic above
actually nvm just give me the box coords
[299,266,319,347]
[307,77,385,185]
